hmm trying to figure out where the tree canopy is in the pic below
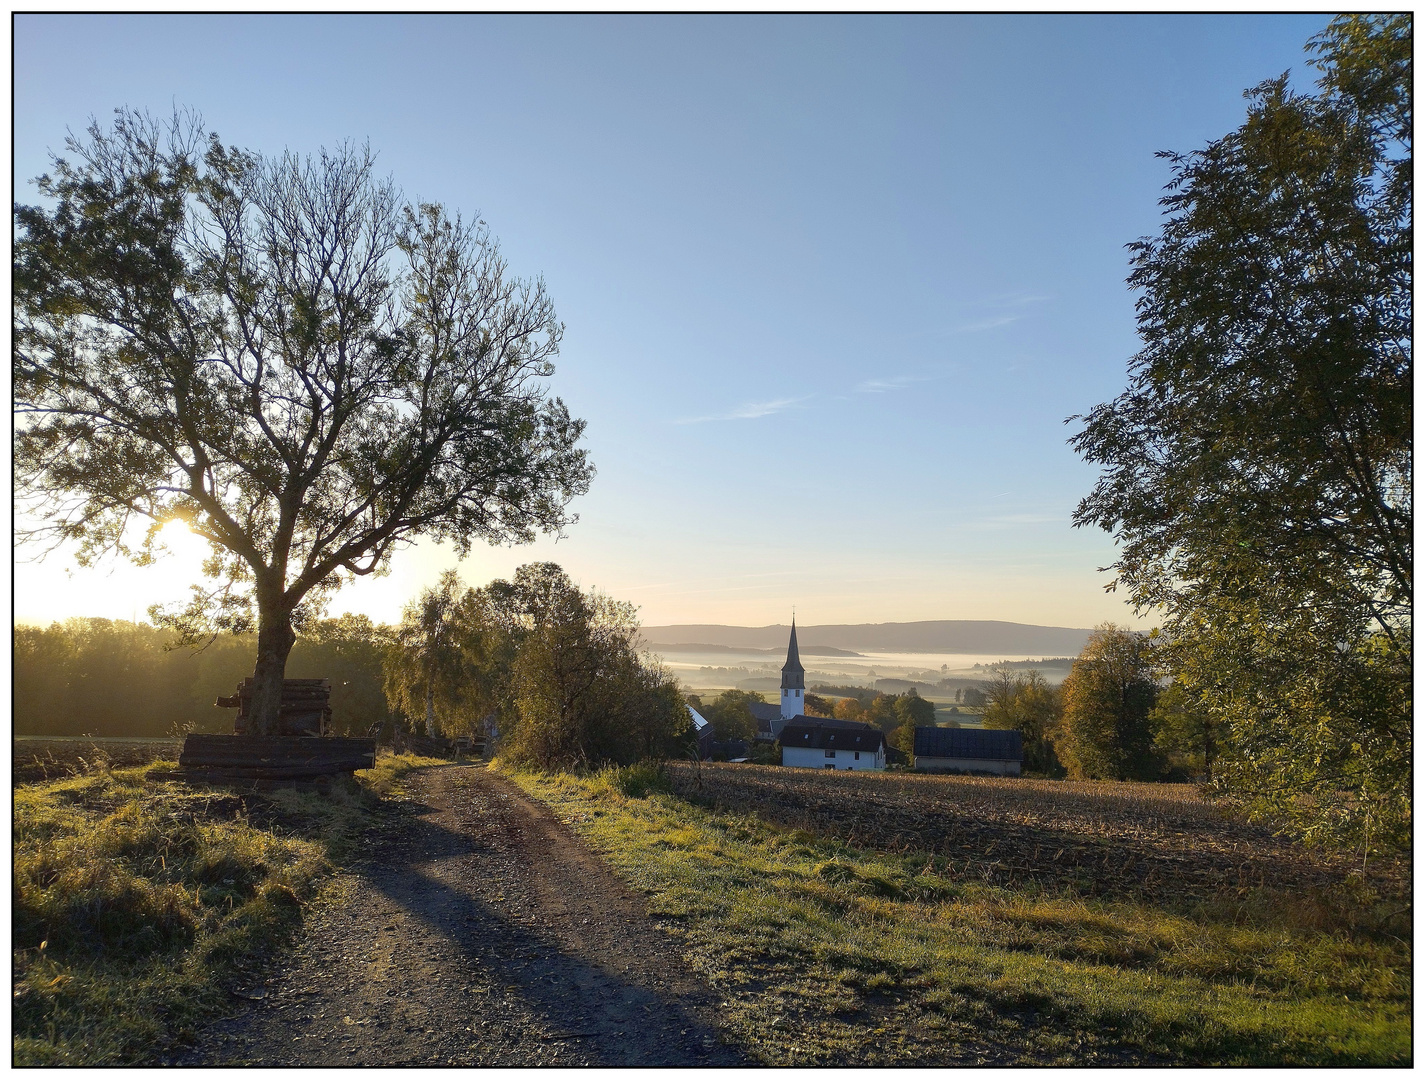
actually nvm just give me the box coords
[1057,625,1159,782]
[1069,16,1410,845]
[14,110,592,733]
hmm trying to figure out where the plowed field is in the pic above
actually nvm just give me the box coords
[665,763,1407,906]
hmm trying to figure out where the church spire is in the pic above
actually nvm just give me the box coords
[781,619,805,691]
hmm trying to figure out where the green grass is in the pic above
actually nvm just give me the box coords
[499,763,1410,1066]
[12,752,444,1065]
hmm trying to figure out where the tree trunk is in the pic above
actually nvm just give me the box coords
[425,683,437,738]
[248,607,297,736]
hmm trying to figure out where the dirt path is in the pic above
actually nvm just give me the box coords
[178,764,744,1067]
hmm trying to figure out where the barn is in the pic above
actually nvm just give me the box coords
[913,727,1022,775]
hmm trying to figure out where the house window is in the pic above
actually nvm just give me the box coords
[824,764,835,770]
[854,751,860,760]
[824,749,836,758]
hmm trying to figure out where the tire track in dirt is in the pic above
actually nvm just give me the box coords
[178,764,743,1066]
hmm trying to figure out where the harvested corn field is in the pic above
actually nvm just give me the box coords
[14,738,183,785]
[663,763,1408,909]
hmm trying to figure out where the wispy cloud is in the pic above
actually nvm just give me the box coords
[854,370,949,395]
[954,314,1022,333]
[945,291,1054,334]
[673,396,809,424]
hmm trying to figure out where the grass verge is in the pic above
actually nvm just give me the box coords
[13,752,444,1065]
[499,763,1410,1066]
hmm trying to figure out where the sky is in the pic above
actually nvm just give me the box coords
[12,13,1335,631]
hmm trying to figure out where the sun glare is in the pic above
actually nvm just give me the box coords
[156,518,209,561]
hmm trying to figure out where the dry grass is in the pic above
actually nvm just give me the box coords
[12,751,443,1065]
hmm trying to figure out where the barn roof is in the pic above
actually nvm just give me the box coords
[914,726,1022,761]
[687,704,710,731]
[779,720,885,752]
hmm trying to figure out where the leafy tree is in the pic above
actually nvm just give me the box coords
[893,687,936,728]
[1148,680,1218,780]
[864,694,900,733]
[286,615,396,736]
[14,110,592,734]
[889,721,916,756]
[702,689,762,742]
[1068,16,1410,843]
[491,564,686,769]
[833,696,866,721]
[1057,625,1159,781]
[983,667,1062,775]
[803,692,835,718]
[383,570,472,737]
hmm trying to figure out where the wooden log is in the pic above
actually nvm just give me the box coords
[178,734,376,778]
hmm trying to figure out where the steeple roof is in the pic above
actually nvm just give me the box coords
[781,620,805,689]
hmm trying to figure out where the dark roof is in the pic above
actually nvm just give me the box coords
[781,621,805,689]
[779,720,885,752]
[914,726,1022,761]
[750,701,782,732]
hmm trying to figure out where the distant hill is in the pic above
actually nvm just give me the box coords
[645,642,864,657]
[639,621,1093,656]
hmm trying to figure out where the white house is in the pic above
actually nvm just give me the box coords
[779,717,887,771]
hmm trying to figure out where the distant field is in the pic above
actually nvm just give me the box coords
[14,738,181,784]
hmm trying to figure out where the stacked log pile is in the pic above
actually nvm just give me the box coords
[185,678,369,782]
[178,734,376,780]
[217,678,333,737]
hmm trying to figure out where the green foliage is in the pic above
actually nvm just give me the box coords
[983,668,1063,775]
[14,616,395,737]
[490,564,689,770]
[1149,681,1218,779]
[893,687,937,728]
[1069,17,1410,843]
[383,571,492,738]
[803,692,836,718]
[888,721,916,755]
[700,689,763,741]
[1058,625,1160,781]
[14,109,591,733]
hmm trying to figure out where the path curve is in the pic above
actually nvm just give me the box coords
[179,764,743,1067]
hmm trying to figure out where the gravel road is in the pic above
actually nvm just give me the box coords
[178,764,744,1067]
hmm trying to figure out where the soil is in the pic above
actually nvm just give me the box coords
[176,764,745,1067]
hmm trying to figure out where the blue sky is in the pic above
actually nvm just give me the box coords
[13,13,1333,630]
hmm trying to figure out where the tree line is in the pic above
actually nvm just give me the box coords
[16,562,689,769]
[14,614,396,738]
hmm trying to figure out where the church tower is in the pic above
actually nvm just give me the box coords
[780,619,805,720]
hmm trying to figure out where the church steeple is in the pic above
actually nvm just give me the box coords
[780,618,805,719]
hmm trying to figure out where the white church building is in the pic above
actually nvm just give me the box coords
[773,621,886,771]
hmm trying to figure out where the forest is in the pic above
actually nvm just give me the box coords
[14,615,396,738]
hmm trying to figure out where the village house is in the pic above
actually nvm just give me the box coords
[779,717,887,770]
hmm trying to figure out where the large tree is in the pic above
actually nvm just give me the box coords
[1057,625,1160,782]
[14,111,592,733]
[983,668,1061,775]
[1069,16,1410,845]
